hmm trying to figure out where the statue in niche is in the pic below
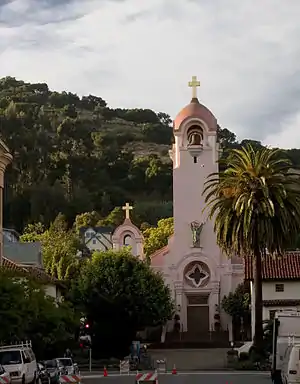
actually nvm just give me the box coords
[191,221,204,247]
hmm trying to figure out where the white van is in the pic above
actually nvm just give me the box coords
[0,342,37,384]
[281,344,300,384]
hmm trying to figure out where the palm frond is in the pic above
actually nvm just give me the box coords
[203,145,300,256]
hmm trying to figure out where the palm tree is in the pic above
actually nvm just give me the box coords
[203,145,300,353]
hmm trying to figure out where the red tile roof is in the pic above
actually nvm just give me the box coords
[2,257,61,286]
[244,252,300,280]
[2,257,27,272]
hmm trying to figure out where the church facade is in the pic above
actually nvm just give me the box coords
[82,77,245,340]
[150,77,244,338]
[80,77,300,342]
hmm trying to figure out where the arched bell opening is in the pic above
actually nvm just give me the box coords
[187,125,203,146]
[187,125,204,162]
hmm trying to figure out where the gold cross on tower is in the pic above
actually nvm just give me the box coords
[188,76,200,99]
[122,202,133,220]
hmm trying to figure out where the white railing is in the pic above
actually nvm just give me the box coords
[0,341,32,349]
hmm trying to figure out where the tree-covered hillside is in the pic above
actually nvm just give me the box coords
[1,76,300,232]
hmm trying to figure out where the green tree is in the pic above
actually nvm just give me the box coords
[134,201,173,226]
[143,217,174,258]
[0,269,77,358]
[21,214,80,280]
[204,145,300,354]
[222,282,250,318]
[222,282,251,340]
[99,207,124,227]
[74,211,101,233]
[71,248,173,358]
[217,126,237,148]
[20,222,45,242]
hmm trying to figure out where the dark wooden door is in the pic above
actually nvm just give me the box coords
[187,305,209,333]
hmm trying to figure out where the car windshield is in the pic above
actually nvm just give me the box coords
[57,359,72,367]
[44,360,57,368]
[0,351,22,365]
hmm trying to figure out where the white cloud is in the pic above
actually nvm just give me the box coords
[263,112,300,149]
[1,0,300,147]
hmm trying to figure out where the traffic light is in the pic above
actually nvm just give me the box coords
[85,324,90,329]
[79,335,92,349]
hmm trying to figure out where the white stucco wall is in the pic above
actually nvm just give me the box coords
[151,110,244,336]
[250,281,300,338]
[263,281,300,301]
[44,283,62,302]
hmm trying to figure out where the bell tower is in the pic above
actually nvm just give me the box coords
[169,77,220,255]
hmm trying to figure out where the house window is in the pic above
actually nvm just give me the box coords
[275,283,284,292]
[92,239,97,244]
[269,310,276,320]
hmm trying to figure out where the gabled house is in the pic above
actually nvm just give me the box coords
[3,228,42,267]
[2,228,63,301]
[245,251,300,336]
[80,226,114,254]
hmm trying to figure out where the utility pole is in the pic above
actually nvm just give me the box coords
[0,144,13,266]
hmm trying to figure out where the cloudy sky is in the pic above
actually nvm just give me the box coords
[1,0,300,148]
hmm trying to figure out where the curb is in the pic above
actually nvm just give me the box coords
[81,371,270,378]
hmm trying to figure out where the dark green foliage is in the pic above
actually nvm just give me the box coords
[0,77,173,231]
[70,248,173,358]
[0,269,78,359]
[1,76,300,235]
[222,283,250,318]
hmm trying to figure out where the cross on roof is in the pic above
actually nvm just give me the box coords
[122,202,133,220]
[188,76,200,99]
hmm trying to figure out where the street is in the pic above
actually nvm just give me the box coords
[82,372,270,384]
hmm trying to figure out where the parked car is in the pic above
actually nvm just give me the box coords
[42,361,59,384]
[0,342,37,384]
[55,359,79,376]
[37,363,50,384]
[0,364,11,384]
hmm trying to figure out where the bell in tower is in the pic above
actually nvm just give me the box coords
[189,132,202,146]
[187,127,203,160]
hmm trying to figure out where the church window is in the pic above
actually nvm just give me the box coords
[275,283,284,292]
[185,263,209,288]
[85,230,94,239]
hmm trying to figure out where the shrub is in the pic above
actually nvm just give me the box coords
[239,352,249,361]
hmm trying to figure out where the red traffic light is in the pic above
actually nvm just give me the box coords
[79,343,83,348]
[85,324,89,328]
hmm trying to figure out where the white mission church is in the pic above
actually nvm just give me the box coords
[82,77,300,342]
